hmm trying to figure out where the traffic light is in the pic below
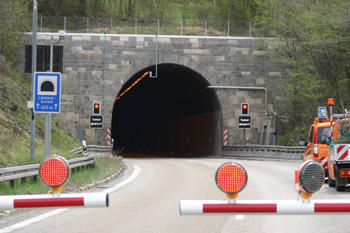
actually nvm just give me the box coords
[93,102,101,115]
[241,103,249,115]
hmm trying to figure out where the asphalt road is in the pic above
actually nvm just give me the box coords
[1,157,350,233]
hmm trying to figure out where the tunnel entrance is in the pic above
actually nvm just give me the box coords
[111,64,222,157]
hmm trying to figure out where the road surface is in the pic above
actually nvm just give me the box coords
[1,157,350,233]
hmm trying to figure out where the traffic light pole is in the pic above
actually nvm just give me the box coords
[243,129,246,145]
[95,129,97,145]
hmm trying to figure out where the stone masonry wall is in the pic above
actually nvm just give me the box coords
[18,34,287,145]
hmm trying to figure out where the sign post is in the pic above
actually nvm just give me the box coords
[238,115,251,145]
[90,102,103,145]
[239,103,251,145]
[34,72,61,158]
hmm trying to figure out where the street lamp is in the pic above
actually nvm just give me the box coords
[44,31,65,158]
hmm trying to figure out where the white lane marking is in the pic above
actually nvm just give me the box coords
[0,164,141,233]
[101,164,141,194]
[235,215,244,220]
[0,209,67,233]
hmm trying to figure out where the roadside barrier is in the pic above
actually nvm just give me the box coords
[0,155,97,188]
[180,199,350,215]
[0,193,109,211]
[179,161,350,215]
[222,145,305,160]
[0,155,109,211]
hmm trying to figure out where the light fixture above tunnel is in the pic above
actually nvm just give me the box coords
[115,72,149,101]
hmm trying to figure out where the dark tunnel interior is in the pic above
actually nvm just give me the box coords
[111,63,222,157]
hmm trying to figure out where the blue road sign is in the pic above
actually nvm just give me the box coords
[318,107,327,119]
[34,72,61,113]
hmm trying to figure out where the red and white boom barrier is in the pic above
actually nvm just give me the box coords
[0,193,109,211]
[180,161,350,216]
[180,199,350,215]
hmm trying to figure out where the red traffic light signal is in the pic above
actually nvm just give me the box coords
[241,103,249,115]
[93,102,101,115]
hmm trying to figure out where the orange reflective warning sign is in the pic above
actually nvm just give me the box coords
[215,162,247,194]
[39,156,70,187]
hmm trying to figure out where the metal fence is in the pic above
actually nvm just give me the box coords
[36,16,255,37]
[222,145,305,160]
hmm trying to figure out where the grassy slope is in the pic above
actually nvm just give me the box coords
[0,71,81,165]
[0,71,123,195]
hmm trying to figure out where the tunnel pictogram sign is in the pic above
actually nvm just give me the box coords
[34,72,61,113]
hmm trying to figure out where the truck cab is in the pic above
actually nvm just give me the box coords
[300,118,334,177]
[327,115,350,191]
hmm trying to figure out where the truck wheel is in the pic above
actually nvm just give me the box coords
[328,177,335,187]
[336,180,346,191]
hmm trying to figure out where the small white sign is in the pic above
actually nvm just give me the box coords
[318,107,327,119]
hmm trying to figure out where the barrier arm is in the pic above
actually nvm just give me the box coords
[179,161,350,216]
[0,193,109,211]
[0,155,109,211]
[180,199,350,215]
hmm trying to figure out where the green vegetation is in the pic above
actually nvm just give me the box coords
[0,69,123,195]
[0,70,82,166]
[0,157,123,195]
[254,0,350,143]
[35,0,257,21]
[0,1,31,65]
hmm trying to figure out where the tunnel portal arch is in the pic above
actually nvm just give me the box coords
[111,63,222,156]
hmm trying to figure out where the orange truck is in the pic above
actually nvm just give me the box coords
[299,118,334,178]
[327,114,350,191]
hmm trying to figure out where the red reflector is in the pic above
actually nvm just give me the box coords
[39,156,70,187]
[14,197,84,208]
[215,162,247,194]
[340,169,350,177]
[203,203,276,213]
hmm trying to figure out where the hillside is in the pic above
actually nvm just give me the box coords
[0,69,80,166]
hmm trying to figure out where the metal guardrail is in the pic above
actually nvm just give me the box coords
[71,145,303,160]
[0,155,97,188]
[70,145,113,154]
[222,145,305,160]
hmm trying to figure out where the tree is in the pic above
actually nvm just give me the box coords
[0,0,31,64]
[254,0,350,136]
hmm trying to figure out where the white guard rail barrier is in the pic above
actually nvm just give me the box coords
[0,193,109,211]
[180,199,350,215]
[222,145,305,160]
